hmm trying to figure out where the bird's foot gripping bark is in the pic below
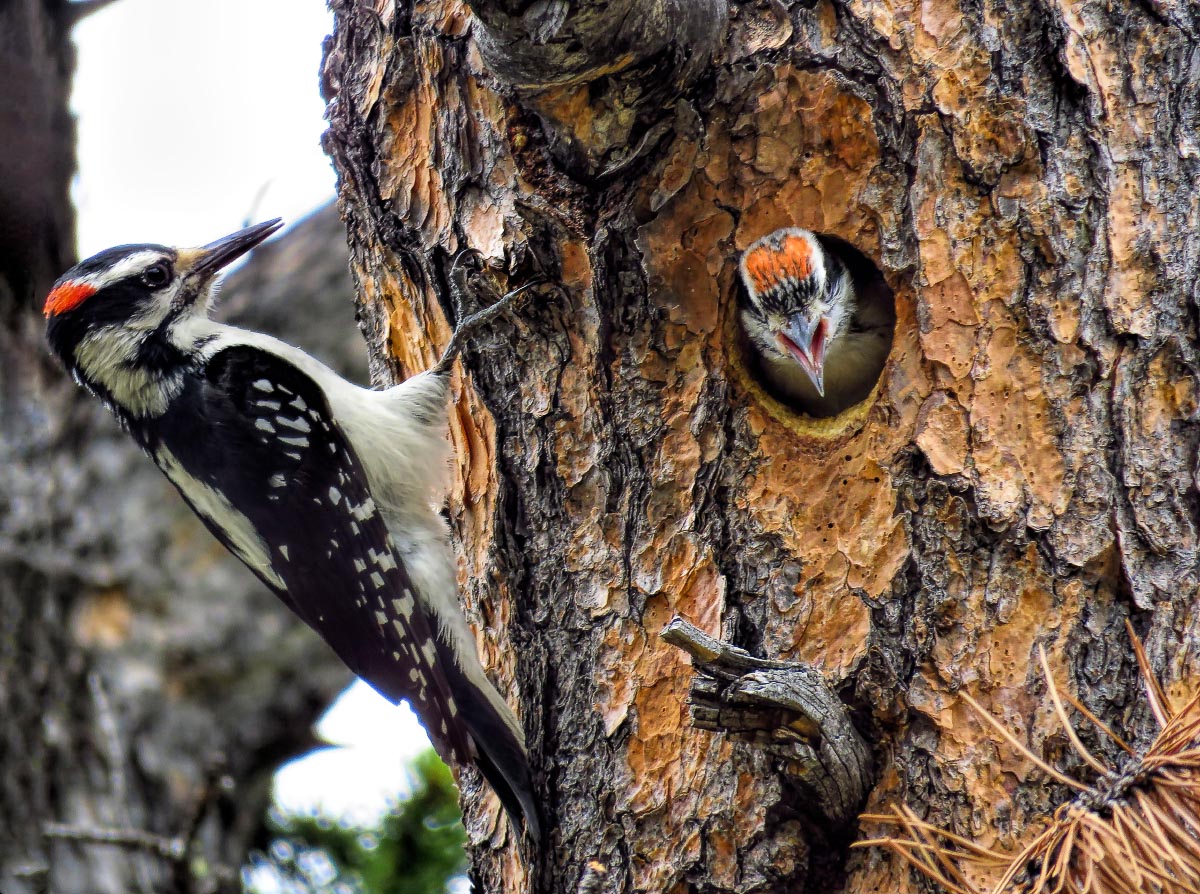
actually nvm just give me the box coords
[436,252,543,372]
[662,617,873,829]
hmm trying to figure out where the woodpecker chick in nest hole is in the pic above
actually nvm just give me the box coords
[739,228,894,417]
[43,220,543,845]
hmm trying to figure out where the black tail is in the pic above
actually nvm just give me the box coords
[471,723,543,844]
[438,646,543,844]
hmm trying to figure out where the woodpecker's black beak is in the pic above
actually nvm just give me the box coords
[188,219,284,280]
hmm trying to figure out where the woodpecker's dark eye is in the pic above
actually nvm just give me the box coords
[141,262,171,288]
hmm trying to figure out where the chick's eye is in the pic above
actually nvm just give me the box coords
[141,263,171,288]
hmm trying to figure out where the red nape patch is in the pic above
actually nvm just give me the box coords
[44,281,97,317]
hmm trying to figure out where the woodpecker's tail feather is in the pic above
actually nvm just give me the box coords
[472,721,544,845]
[438,646,543,844]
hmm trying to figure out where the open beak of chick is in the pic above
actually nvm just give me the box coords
[776,313,830,396]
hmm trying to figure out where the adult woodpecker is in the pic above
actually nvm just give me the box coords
[738,228,894,417]
[44,220,541,843]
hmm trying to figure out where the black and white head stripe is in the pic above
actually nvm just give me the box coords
[66,248,174,292]
[43,245,176,321]
[141,344,472,766]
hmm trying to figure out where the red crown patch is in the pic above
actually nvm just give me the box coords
[44,281,97,317]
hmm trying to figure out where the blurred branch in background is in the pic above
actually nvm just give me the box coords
[247,750,467,894]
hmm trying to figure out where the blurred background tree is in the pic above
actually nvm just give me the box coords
[0,6,392,891]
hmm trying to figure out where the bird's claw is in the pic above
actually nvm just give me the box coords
[436,267,544,373]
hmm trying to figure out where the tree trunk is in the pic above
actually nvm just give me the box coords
[0,6,357,881]
[322,1,1199,892]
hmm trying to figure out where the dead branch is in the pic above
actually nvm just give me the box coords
[663,616,874,828]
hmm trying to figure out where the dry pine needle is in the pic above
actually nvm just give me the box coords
[858,624,1200,894]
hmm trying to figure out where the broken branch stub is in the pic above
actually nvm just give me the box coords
[464,0,727,176]
[662,617,874,829]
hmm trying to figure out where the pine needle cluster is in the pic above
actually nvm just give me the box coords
[860,625,1200,894]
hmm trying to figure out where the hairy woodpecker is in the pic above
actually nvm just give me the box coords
[738,228,894,417]
[44,220,541,842]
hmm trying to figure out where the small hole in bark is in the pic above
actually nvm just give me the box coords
[736,229,896,420]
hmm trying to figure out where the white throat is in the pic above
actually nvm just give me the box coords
[73,326,186,419]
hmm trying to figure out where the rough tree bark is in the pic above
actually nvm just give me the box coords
[0,8,358,882]
[320,1,1200,893]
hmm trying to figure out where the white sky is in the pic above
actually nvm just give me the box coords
[72,0,432,820]
[73,0,335,253]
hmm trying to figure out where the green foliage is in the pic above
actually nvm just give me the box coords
[247,750,467,894]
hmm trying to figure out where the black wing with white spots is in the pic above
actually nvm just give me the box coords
[145,345,471,765]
